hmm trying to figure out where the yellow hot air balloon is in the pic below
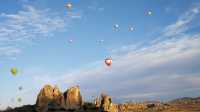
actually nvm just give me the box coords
[11,67,18,76]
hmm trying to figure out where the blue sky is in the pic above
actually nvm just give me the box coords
[0,0,200,109]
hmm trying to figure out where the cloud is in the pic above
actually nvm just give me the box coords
[87,0,105,12]
[0,5,70,59]
[67,12,82,19]
[163,4,200,37]
[0,46,21,59]
[16,0,36,3]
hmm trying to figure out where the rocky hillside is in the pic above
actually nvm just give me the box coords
[1,85,200,112]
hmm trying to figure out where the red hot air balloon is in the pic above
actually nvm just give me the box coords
[105,58,112,66]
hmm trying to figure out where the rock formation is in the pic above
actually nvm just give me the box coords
[35,85,83,111]
[63,86,83,110]
[1,84,200,112]
[94,96,101,108]
[52,86,65,108]
[36,85,65,112]
[100,94,118,112]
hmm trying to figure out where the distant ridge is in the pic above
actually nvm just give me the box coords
[170,97,200,104]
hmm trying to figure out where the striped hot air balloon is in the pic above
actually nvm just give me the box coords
[105,58,112,66]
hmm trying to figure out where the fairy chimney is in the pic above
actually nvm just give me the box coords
[63,86,83,110]
[36,85,65,112]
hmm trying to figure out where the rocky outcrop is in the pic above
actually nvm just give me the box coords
[36,85,65,112]
[52,86,65,108]
[63,86,83,110]
[94,96,101,108]
[100,94,118,112]
[1,84,200,112]
[36,85,83,111]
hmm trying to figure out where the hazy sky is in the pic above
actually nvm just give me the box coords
[0,0,200,109]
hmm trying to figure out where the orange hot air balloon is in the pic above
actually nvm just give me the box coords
[105,58,112,66]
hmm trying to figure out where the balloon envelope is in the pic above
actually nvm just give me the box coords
[19,86,23,91]
[65,3,72,9]
[114,24,119,28]
[105,58,112,66]
[17,98,22,102]
[11,67,18,76]
[147,11,152,15]
[68,39,73,43]
[129,26,134,31]
[113,24,119,30]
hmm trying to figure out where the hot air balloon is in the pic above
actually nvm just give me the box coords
[129,26,134,32]
[10,67,18,76]
[105,58,112,66]
[18,86,23,91]
[113,24,120,31]
[147,11,152,15]
[68,39,73,44]
[17,97,22,103]
[65,3,73,10]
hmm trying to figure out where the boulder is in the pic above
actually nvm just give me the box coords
[63,86,83,110]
